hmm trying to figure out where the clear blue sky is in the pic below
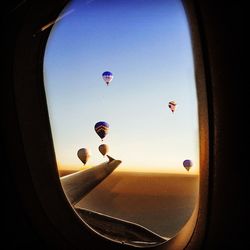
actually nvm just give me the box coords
[44,0,199,173]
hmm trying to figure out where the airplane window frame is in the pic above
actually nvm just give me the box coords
[12,0,209,249]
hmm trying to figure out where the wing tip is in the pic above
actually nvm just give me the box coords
[107,155,114,162]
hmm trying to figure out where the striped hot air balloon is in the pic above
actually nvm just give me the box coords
[102,71,113,86]
[168,101,177,113]
[94,121,109,140]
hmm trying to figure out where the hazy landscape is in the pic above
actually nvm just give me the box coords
[62,170,200,238]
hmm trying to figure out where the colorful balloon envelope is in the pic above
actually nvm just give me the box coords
[168,101,177,113]
[102,71,113,86]
[99,144,109,156]
[77,148,91,165]
[183,159,193,172]
[94,121,109,140]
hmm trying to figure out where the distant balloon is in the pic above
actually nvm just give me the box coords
[99,144,109,156]
[168,101,177,113]
[77,148,91,165]
[102,71,113,86]
[94,121,109,140]
[183,159,193,172]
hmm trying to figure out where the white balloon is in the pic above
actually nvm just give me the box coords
[77,148,91,165]
[99,144,109,156]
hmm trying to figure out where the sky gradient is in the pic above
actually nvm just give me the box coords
[44,0,199,174]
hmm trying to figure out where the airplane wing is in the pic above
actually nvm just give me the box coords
[60,156,168,247]
[60,155,121,205]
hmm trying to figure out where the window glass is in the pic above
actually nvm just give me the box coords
[44,0,199,240]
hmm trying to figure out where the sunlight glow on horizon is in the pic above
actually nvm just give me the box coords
[57,161,200,174]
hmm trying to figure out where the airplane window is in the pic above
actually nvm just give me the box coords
[43,0,199,246]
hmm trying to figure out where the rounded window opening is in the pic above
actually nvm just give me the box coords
[44,0,199,247]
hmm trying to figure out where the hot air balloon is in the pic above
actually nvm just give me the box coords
[94,121,109,141]
[102,71,113,86]
[99,144,109,156]
[77,148,91,165]
[168,101,177,113]
[183,159,193,172]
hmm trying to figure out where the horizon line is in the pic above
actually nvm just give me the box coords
[58,165,199,175]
